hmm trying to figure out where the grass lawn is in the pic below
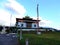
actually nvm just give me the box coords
[18,32,60,45]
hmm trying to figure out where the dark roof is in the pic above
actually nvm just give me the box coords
[16,18,40,21]
[16,16,41,22]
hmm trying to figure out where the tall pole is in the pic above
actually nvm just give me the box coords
[37,4,39,33]
[10,14,12,33]
[37,4,39,19]
[20,27,22,40]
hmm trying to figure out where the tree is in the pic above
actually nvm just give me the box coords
[0,26,3,32]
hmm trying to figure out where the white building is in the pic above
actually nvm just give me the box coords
[16,16,40,31]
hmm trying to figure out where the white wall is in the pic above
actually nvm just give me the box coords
[32,23,37,28]
[18,22,26,27]
[17,22,38,28]
[21,29,36,31]
[40,29,46,31]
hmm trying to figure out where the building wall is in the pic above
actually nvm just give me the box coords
[40,29,46,31]
[32,23,38,28]
[17,22,38,28]
[18,22,26,27]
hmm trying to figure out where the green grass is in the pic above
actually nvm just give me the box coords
[18,32,60,45]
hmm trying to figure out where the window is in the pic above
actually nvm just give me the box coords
[21,24,23,27]
[34,25,36,27]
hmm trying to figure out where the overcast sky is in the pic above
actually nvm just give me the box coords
[0,0,60,30]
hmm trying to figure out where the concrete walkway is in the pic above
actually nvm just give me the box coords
[0,33,19,45]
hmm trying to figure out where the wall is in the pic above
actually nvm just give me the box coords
[17,22,38,28]
[32,23,38,28]
[18,22,26,28]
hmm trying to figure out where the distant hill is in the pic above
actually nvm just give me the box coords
[39,26,60,32]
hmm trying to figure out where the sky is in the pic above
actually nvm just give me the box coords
[0,0,60,30]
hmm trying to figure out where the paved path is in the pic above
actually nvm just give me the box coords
[0,33,19,45]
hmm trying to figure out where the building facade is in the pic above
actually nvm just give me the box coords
[16,16,40,29]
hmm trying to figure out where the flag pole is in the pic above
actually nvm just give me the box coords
[37,4,39,33]
[37,4,41,34]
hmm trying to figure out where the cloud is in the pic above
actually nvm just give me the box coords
[39,19,60,30]
[0,0,26,26]
[40,20,53,27]
[4,0,26,15]
[31,16,54,28]
[0,9,10,26]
